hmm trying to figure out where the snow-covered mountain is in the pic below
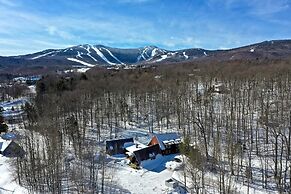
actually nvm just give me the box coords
[18,45,168,67]
[2,44,211,68]
[1,40,291,71]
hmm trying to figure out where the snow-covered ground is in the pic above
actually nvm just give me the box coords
[111,154,179,194]
[64,67,91,73]
[28,85,36,94]
[0,98,27,112]
[0,98,27,120]
[0,156,28,194]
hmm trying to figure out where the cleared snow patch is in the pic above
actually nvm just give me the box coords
[139,48,149,61]
[250,48,255,52]
[154,75,162,79]
[151,48,158,57]
[64,68,91,73]
[77,68,90,73]
[156,54,168,62]
[76,51,83,59]
[102,47,125,65]
[30,51,55,60]
[91,46,117,65]
[143,47,150,58]
[183,52,189,59]
[67,58,95,67]
[81,45,98,62]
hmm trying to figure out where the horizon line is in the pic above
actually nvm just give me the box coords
[1,38,291,57]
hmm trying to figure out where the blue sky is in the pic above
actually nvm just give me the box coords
[0,0,290,56]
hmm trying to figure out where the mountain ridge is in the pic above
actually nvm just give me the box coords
[0,39,291,70]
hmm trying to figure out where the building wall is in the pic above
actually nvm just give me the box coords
[148,136,180,155]
[162,144,179,155]
[133,144,161,165]
[148,136,159,146]
[106,138,134,155]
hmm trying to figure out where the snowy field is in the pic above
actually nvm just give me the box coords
[0,156,28,194]
[109,154,181,194]
[108,153,279,194]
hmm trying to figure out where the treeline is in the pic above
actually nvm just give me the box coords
[14,58,291,193]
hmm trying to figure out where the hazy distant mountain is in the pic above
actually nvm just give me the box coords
[1,40,291,70]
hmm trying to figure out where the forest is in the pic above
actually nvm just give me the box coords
[12,58,291,193]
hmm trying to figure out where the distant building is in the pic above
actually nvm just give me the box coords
[13,75,41,85]
[106,137,134,155]
[148,133,181,155]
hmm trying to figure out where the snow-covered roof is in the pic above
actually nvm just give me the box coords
[125,143,147,154]
[163,139,182,145]
[154,133,181,150]
[0,139,12,152]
